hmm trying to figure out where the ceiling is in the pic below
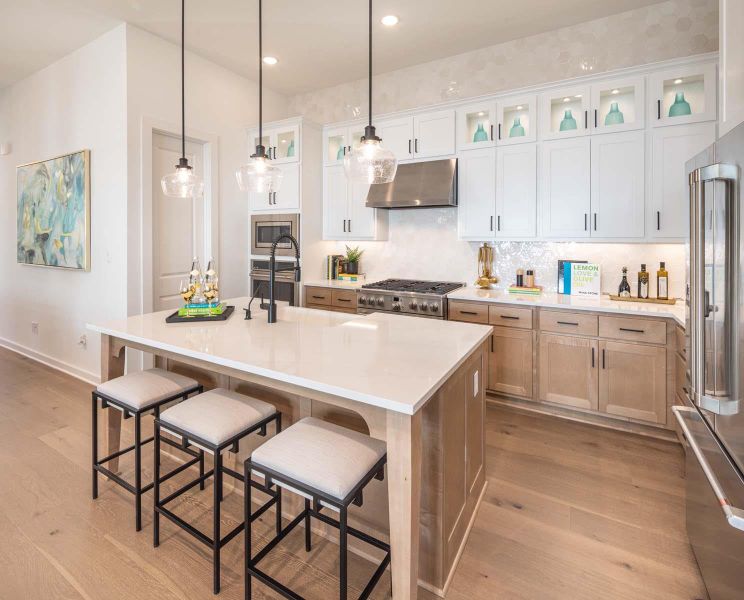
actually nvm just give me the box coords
[0,0,670,95]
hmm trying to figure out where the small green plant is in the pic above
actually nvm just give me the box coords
[345,245,364,263]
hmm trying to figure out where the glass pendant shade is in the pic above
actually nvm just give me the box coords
[344,139,397,185]
[236,155,283,193]
[161,164,204,198]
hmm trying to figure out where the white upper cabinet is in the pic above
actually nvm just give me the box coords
[539,85,591,140]
[540,138,591,237]
[322,165,387,241]
[496,95,537,145]
[251,122,300,164]
[348,180,376,239]
[496,144,537,238]
[458,147,496,240]
[590,131,645,238]
[413,109,456,158]
[251,163,300,212]
[456,103,497,151]
[323,123,365,166]
[323,165,349,239]
[376,116,414,162]
[650,122,717,239]
[590,76,645,133]
[720,0,744,136]
[650,62,717,127]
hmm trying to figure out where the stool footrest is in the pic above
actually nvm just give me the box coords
[159,468,215,506]
[96,436,153,465]
[156,505,214,548]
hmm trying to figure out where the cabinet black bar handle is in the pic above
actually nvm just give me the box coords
[619,327,645,333]
[584,213,588,230]
[348,219,351,232]
[657,99,661,119]
[594,109,598,128]
[415,138,419,153]
[584,110,588,129]
[497,215,501,231]
[591,347,595,368]
[490,124,494,141]
[491,335,494,353]
[490,215,493,231]
[557,321,579,326]
[459,310,478,316]
[657,211,661,231]
[408,139,411,154]
[343,146,346,156]
[602,348,606,369]
[500,315,519,320]
[343,219,346,233]
[311,295,326,300]
[337,298,351,303]
[594,213,597,231]
[498,123,502,140]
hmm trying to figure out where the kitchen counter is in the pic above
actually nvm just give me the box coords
[303,279,365,290]
[448,287,685,326]
[87,298,490,598]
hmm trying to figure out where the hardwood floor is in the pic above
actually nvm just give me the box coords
[0,347,707,599]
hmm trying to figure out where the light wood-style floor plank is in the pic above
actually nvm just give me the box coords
[0,347,706,599]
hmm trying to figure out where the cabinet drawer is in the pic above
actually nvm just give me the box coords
[488,306,533,329]
[449,301,489,324]
[332,289,357,308]
[305,286,332,306]
[675,351,688,402]
[539,310,598,336]
[599,316,666,345]
[675,325,687,358]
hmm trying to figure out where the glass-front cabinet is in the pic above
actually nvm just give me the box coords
[539,85,591,140]
[650,62,717,127]
[496,95,536,145]
[456,103,496,150]
[323,123,365,165]
[590,76,645,133]
[250,122,300,164]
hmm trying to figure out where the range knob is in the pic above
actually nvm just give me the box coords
[420,302,429,312]
[392,301,401,312]
[358,295,366,305]
[409,300,418,310]
[430,302,440,313]
[376,296,385,307]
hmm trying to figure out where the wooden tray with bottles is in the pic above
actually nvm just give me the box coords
[608,295,677,305]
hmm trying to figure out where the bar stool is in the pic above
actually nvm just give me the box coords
[153,387,281,595]
[92,368,203,531]
[245,417,389,600]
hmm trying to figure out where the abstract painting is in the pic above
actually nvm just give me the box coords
[17,150,90,270]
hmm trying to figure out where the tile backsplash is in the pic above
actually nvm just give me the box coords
[328,208,686,299]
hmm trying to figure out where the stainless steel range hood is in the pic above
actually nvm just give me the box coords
[365,159,457,208]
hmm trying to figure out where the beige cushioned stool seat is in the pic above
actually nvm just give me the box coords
[160,388,277,446]
[96,368,199,411]
[250,417,386,501]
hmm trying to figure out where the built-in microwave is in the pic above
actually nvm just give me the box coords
[251,213,299,256]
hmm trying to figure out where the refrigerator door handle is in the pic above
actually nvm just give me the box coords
[689,163,741,416]
[673,406,744,532]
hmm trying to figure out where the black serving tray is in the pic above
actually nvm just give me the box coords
[165,305,235,324]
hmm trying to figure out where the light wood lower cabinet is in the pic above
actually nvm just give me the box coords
[598,340,667,424]
[488,327,533,399]
[539,334,598,411]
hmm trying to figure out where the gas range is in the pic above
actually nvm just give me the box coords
[357,279,465,319]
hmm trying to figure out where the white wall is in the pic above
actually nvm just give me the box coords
[292,0,716,297]
[0,26,128,382]
[125,25,290,322]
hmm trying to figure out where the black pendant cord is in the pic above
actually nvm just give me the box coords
[258,0,263,151]
[180,0,186,161]
[368,0,372,129]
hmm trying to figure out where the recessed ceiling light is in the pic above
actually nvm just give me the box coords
[574,94,582,98]
[477,111,485,116]
[381,15,399,26]
[674,78,683,84]
[611,89,619,94]
[263,56,278,65]
[563,97,571,102]
[516,105,523,110]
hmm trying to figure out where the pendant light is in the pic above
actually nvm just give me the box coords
[161,0,204,198]
[344,0,397,185]
[236,0,283,194]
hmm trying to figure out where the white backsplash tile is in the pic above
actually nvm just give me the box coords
[330,208,686,299]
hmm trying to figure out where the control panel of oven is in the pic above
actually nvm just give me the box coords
[357,293,442,315]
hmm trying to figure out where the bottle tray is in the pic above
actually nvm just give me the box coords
[608,295,677,305]
[165,305,235,323]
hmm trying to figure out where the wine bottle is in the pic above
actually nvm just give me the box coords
[637,264,649,299]
[618,267,631,298]
[657,261,669,300]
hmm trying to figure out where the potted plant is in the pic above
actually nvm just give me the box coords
[344,245,364,275]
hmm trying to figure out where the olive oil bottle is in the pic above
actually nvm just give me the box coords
[637,264,649,299]
[657,262,669,300]
[618,267,631,298]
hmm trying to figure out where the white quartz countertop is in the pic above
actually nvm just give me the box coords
[87,298,491,415]
[303,280,365,290]
[447,287,685,326]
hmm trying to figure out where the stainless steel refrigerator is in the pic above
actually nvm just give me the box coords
[678,122,744,599]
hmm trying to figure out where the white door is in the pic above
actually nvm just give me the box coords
[539,85,592,140]
[590,76,645,133]
[497,95,537,145]
[540,138,591,238]
[650,122,717,239]
[377,117,414,162]
[272,163,301,211]
[456,102,497,151]
[323,165,349,240]
[650,62,717,127]
[590,131,645,238]
[270,123,300,164]
[496,144,537,238]
[152,132,205,311]
[348,180,376,239]
[324,125,351,165]
[413,109,456,158]
[458,147,496,240]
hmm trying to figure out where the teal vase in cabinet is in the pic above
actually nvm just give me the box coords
[336,144,345,161]
[669,91,692,117]
[473,123,489,143]
[509,117,525,138]
[559,109,577,131]
[604,102,625,126]
[286,139,295,157]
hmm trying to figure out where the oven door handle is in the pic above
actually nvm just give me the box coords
[673,406,744,532]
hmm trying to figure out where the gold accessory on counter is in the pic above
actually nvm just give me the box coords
[475,243,499,289]
[608,294,677,305]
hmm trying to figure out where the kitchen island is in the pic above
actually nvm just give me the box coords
[87,299,491,598]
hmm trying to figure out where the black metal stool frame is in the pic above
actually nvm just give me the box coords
[154,411,282,595]
[244,454,389,600]
[92,384,204,531]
